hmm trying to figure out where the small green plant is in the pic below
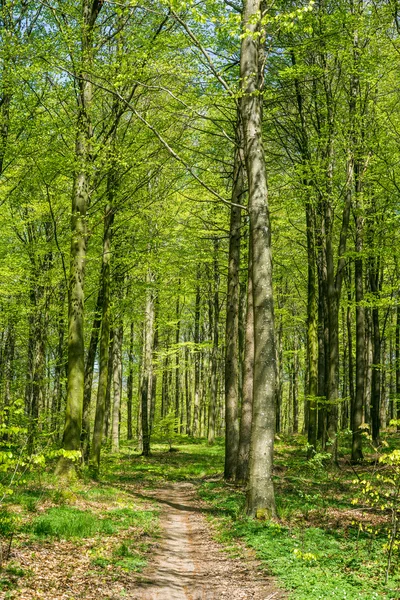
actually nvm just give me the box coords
[153,413,186,451]
[0,510,17,567]
[353,448,400,583]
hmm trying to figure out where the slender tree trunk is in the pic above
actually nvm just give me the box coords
[306,200,318,457]
[174,292,180,430]
[150,297,158,434]
[104,329,114,440]
[161,340,170,419]
[127,322,134,440]
[52,291,66,439]
[236,235,254,483]
[397,305,400,430]
[89,203,113,472]
[224,117,243,479]
[275,311,283,434]
[185,343,191,435]
[352,221,365,460]
[208,240,219,445]
[347,286,355,430]
[141,270,155,457]
[193,271,201,436]
[365,310,372,425]
[293,343,299,434]
[81,280,103,460]
[111,322,123,453]
[240,0,277,518]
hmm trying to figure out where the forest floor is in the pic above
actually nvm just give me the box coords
[0,434,400,599]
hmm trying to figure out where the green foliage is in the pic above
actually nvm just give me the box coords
[152,413,187,450]
[353,448,400,583]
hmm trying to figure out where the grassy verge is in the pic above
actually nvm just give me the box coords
[196,435,400,600]
[1,435,400,599]
[0,454,160,599]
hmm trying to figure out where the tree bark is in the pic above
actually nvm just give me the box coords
[127,322,134,440]
[111,322,123,453]
[59,0,104,473]
[240,0,277,518]
[236,234,254,483]
[141,270,155,456]
[81,280,103,460]
[89,203,113,472]
[224,115,243,479]
[208,239,219,445]
[193,270,201,436]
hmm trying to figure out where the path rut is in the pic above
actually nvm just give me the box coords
[134,482,285,600]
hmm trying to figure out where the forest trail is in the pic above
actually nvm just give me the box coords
[134,482,284,600]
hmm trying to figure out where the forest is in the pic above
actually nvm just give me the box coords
[1,0,400,598]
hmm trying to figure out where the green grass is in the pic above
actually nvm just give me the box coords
[195,436,400,600]
[4,434,400,598]
[28,505,158,540]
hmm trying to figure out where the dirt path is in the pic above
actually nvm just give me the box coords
[134,482,285,600]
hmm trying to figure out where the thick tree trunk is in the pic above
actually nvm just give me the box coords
[240,0,277,518]
[59,0,104,473]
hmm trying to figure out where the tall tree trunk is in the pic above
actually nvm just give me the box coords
[111,322,123,453]
[306,200,318,457]
[89,202,113,472]
[161,340,170,419]
[185,343,191,435]
[81,280,103,460]
[127,322,134,440]
[150,296,158,434]
[347,286,355,431]
[240,0,277,518]
[104,329,114,440]
[236,234,254,483]
[224,117,243,479]
[397,305,400,430]
[352,219,365,460]
[208,240,219,445]
[52,290,66,439]
[193,271,201,436]
[174,291,180,430]
[141,270,155,457]
[293,342,299,434]
[59,0,104,473]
